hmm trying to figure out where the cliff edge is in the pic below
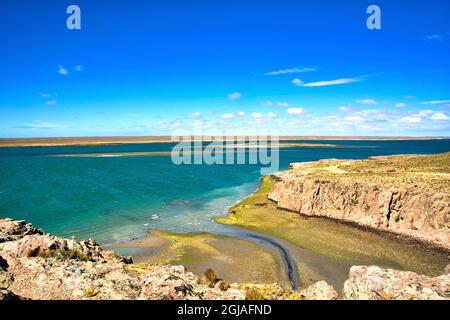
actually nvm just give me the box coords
[268,152,450,249]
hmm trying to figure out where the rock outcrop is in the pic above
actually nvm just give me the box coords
[0,218,245,300]
[299,280,338,300]
[343,265,450,300]
[1,218,448,300]
[268,154,450,249]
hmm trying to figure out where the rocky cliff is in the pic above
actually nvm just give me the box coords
[1,218,448,300]
[268,153,450,249]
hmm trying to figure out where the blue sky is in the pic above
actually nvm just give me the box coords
[1,0,449,137]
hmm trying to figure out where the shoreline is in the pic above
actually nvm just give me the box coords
[111,173,449,290]
[0,136,446,147]
[111,229,290,287]
[216,176,449,281]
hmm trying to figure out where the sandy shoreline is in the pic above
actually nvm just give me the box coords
[0,136,445,147]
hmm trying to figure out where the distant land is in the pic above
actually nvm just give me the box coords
[0,136,448,147]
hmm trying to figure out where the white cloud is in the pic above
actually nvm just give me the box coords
[58,65,68,75]
[356,99,378,105]
[267,112,277,118]
[431,112,449,121]
[287,107,307,115]
[221,112,245,119]
[250,112,263,119]
[228,92,242,100]
[395,103,406,108]
[264,67,315,76]
[221,113,234,119]
[421,100,450,105]
[75,65,83,72]
[260,100,273,107]
[338,106,351,113]
[292,77,359,87]
[344,115,363,122]
[292,79,304,86]
[276,102,290,107]
[41,93,51,98]
[414,110,433,117]
[46,99,57,105]
[401,116,422,124]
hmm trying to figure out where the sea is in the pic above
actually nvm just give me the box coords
[0,139,449,245]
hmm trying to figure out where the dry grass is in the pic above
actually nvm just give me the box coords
[291,152,450,193]
[245,287,266,300]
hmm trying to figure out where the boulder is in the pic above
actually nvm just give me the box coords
[299,280,339,300]
[343,265,450,300]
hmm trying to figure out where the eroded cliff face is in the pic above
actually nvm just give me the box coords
[268,155,450,249]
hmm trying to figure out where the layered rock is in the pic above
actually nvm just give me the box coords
[268,154,450,249]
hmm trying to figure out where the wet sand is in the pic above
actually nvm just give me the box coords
[112,230,288,286]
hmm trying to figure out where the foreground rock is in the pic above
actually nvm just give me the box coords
[343,266,450,300]
[1,218,448,300]
[269,153,450,249]
[299,280,338,300]
[0,218,245,300]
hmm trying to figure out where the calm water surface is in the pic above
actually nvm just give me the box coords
[0,139,449,244]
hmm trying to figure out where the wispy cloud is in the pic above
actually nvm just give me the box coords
[292,77,359,87]
[186,112,203,119]
[260,101,292,107]
[421,100,450,105]
[40,93,58,105]
[15,120,66,129]
[356,99,378,105]
[260,100,273,107]
[425,34,442,41]
[228,92,242,100]
[338,106,352,113]
[276,102,290,107]
[395,102,406,108]
[75,65,83,72]
[264,67,315,76]
[58,64,68,75]
[424,33,449,41]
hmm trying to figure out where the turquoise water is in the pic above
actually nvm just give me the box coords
[0,140,449,245]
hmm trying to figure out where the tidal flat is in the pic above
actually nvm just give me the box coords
[113,229,286,285]
[215,176,449,288]
[114,175,449,290]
